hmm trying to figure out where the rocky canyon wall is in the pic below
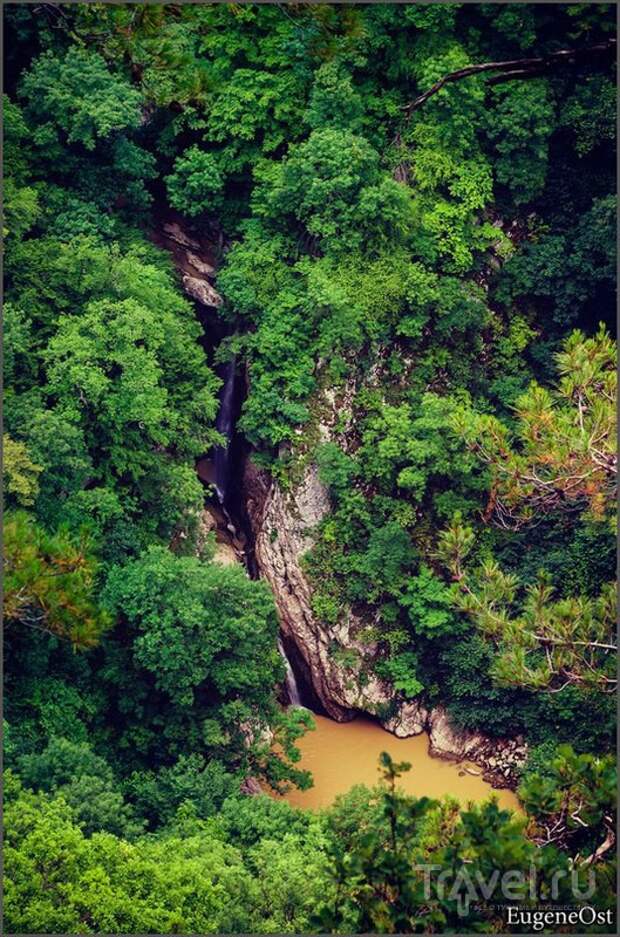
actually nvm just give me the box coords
[243,436,527,788]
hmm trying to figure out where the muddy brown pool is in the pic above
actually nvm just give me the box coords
[282,714,521,813]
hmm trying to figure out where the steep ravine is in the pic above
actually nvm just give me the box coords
[153,214,251,570]
[156,214,527,792]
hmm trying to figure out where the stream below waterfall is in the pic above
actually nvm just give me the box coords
[281,714,521,813]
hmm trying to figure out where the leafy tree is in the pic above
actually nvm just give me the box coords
[3,772,257,933]
[103,546,312,792]
[438,633,534,738]
[560,75,616,157]
[16,737,143,838]
[165,146,224,217]
[19,46,142,150]
[5,234,221,555]
[43,291,220,480]
[3,95,40,240]
[104,546,280,707]
[486,79,555,203]
[316,753,437,933]
[304,61,364,131]
[245,828,333,934]
[253,127,414,255]
[496,197,616,329]
[218,792,311,848]
[203,65,307,175]
[2,435,41,506]
[126,754,236,828]
[3,177,39,241]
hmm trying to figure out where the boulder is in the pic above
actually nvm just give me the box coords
[162,222,200,250]
[384,700,428,738]
[239,776,262,796]
[187,251,216,277]
[427,707,487,760]
[182,274,223,308]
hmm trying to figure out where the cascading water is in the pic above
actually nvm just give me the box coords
[277,637,303,708]
[211,352,306,708]
[213,355,237,504]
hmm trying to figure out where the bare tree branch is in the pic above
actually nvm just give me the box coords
[403,39,616,116]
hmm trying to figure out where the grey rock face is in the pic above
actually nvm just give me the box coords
[428,707,487,759]
[245,457,398,720]
[427,707,528,788]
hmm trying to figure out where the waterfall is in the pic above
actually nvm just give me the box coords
[277,637,303,708]
[213,356,237,503]
[210,351,304,709]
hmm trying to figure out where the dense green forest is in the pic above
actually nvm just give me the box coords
[3,3,617,933]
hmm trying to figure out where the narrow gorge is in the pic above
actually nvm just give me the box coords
[158,214,528,801]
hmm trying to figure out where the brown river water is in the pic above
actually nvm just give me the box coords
[282,714,521,813]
